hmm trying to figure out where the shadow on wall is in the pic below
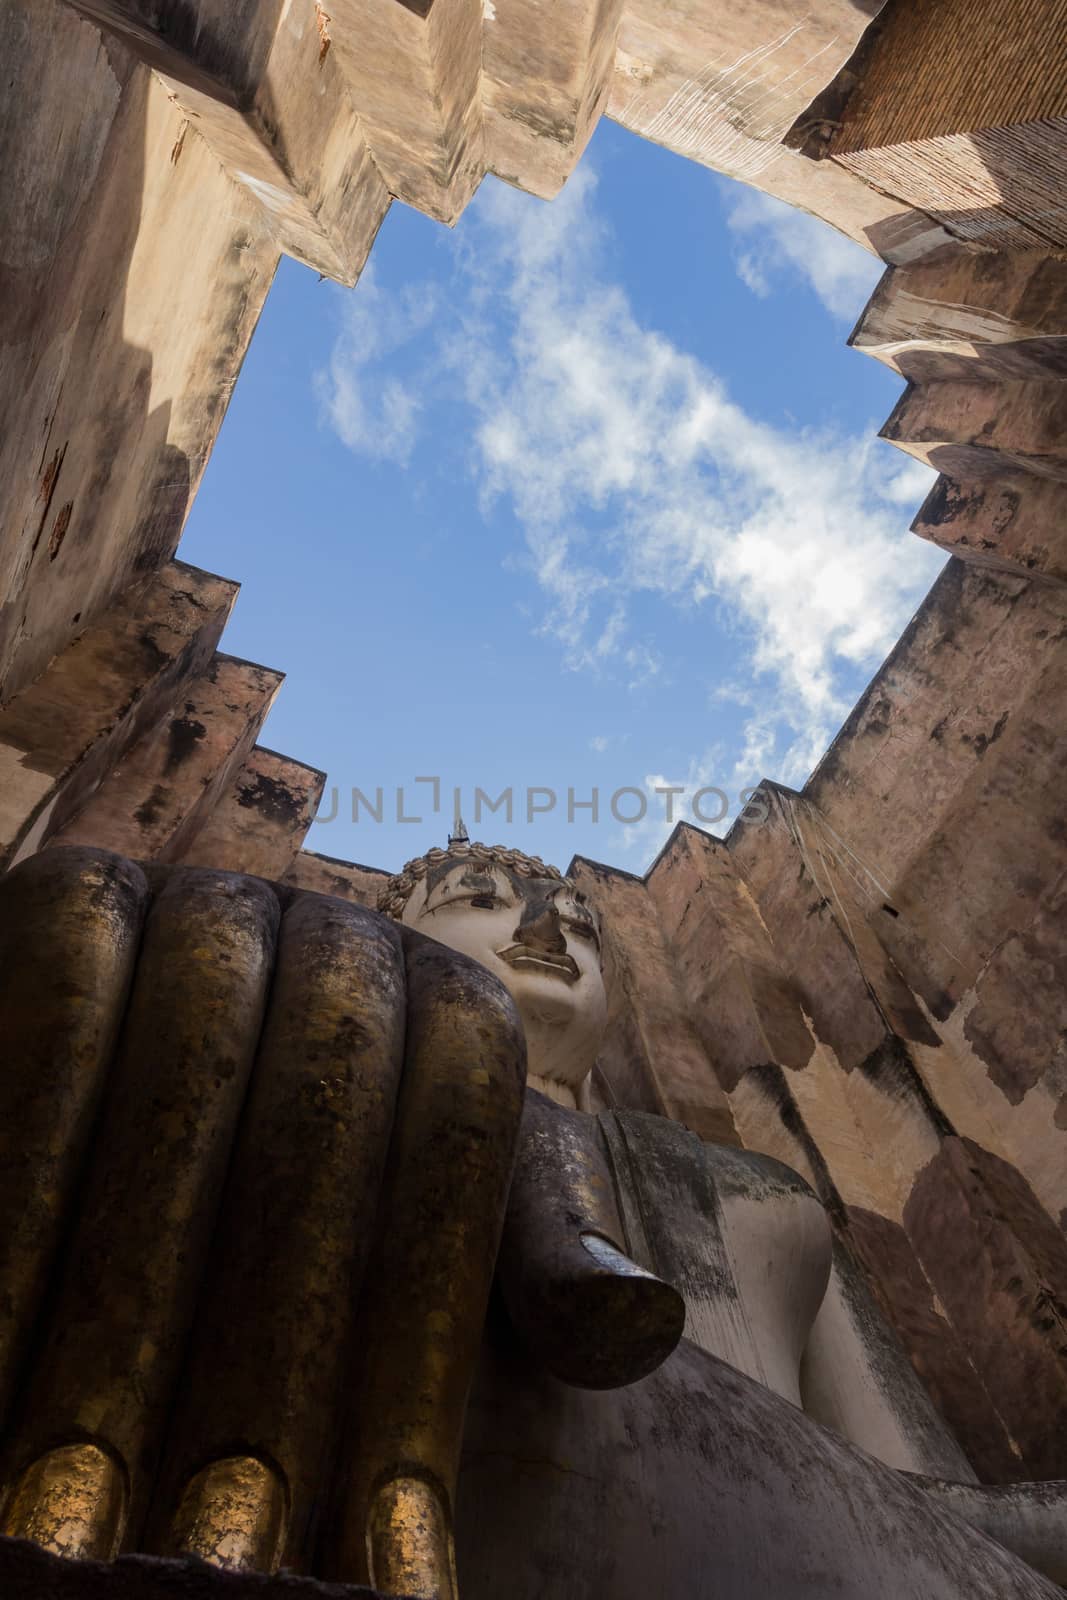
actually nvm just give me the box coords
[0,4,193,701]
[862,125,1067,259]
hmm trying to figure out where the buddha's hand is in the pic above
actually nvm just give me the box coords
[0,847,526,1600]
[499,1090,685,1389]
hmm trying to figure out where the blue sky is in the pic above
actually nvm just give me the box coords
[178,119,943,876]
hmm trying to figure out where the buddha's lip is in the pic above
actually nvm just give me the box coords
[495,944,580,983]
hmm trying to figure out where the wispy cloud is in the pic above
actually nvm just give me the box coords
[448,169,940,785]
[319,167,941,810]
[609,746,726,866]
[317,263,435,464]
[726,188,885,321]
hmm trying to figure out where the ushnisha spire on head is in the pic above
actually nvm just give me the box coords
[448,816,470,848]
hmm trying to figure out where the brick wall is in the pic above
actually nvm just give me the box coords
[832,0,1067,153]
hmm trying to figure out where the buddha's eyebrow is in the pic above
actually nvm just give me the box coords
[438,869,498,896]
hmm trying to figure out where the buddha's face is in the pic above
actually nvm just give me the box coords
[401,857,607,1099]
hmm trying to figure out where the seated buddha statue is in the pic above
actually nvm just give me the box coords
[0,838,1062,1599]
[0,838,681,1599]
[386,833,1067,1596]
[382,833,970,1454]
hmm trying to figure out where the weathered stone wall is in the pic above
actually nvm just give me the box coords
[0,558,328,884]
[606,0,961,262]
[177,748,326,882]
[568,856,738,1142]
[282,849,391,908]
[826,0,1067,250]
[0,3,280,703]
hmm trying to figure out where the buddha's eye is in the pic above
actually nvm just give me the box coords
[563,917,597,943]
[469,894,497,910]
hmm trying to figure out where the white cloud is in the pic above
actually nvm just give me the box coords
[447,169,942,790]
[623,641,663,691]
[317,263,435,464]
[874,452,939,508]
[608,747,729,868]
[726,189,885,322]
[734,251,771,299]
[319,166,943,818]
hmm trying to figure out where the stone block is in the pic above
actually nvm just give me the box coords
[911,473,1067,585]
[881,379,1067,483]
[833,123,1067,255]
[648,824,955,1235]
[481,0,623,198]
[0,561,236,872]
[958,873,1067,1125]
[728,784,943,1065]
[827,0,1067,156]
[844,1204,1022,1483]
[645,824,815,1090]
[904,1137,1067,1481]
[806,559,1062,890]
[605,0,943,258]
[851,251,1067,384]
[50,654,283,862]
[282,849,392,909]
[327,0,484,225]
[176,745,326,879]
[793,555,1067,1226]
[69,1,390,283]
[248,1,391,286]
[825,0,1067,251]
[569,854,738,1142]
[865,629,1067,1022]
[608,0,879,183]
[65,1,287,96]
[640,822,939,1229]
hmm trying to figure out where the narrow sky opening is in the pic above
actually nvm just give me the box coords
[178,119,943,875]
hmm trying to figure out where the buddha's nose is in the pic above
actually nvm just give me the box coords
[514,897,568,956]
